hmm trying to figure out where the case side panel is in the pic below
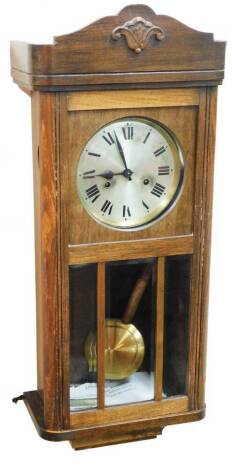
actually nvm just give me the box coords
[31,92,43,395]
[32,92,63,430]
[197,87,218,408]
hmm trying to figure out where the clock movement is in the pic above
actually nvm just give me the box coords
[11,5,226,450]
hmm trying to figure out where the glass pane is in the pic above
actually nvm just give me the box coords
[163,255,191,397]
[104,259,156,407]
[69,264,97,412]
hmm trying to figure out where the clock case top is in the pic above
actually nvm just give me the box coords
[11,4,225,91]
[11,4,226,449]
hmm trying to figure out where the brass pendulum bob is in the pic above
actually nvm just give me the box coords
[84,263,153,380]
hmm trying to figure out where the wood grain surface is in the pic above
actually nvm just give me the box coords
[67,88,200,111]
[66,103,196,244]
[68,235,193,264]
[10,5,225,93]
[31,93,63,430]
[70,395,189,428]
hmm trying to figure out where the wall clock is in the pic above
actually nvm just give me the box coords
[11,4,226,450]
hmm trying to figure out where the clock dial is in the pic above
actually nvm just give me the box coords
[76,118,184,230]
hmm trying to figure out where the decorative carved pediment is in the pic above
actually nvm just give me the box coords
[112,16,165,53]
[10,4,225,91]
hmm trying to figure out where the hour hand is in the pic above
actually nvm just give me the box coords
[97,170,114,180]
[83,170,133,180]
[82,170,113,180]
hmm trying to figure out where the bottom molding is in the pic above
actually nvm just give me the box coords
[70,427,163,450]
[21,390,205,449]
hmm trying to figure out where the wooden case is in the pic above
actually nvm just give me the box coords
[11,5,225,450]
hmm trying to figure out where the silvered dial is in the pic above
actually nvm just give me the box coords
[76,117,184,230]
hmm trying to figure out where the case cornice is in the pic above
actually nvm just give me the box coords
[10,4,226,91]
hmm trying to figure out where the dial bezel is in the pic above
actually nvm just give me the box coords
[76,117,185,231]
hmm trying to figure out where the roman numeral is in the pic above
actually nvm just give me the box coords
[101,200,113,215]
[158,166,170,176]
[143,131,151,144]
[82,170,96,179]
[122,126,133,140]
[154,146,166,157]
[88,152,101,157]
[123,205,131,217]
[102,132,115,146]
[151,183,165,198]
[142,200,149,210]
[86,184,100,202]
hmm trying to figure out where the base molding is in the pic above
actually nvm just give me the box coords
[19,390,205,449]
[70,427,162,450]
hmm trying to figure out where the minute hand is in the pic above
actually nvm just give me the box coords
[113,131,130,174]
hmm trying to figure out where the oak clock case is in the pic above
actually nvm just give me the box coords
[10,4,225,451]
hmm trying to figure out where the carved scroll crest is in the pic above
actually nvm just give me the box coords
[112,16,165,53]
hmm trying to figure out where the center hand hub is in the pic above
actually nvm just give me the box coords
[123,168,133,180]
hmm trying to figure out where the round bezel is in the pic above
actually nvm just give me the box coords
[76,117,185,231]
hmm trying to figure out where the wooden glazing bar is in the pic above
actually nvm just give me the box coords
[155,257,165,401]
[97,263,105,409]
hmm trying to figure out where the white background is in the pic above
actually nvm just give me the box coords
[0,0,231,467]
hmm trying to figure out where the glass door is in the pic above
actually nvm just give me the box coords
[69,263,98,411]
[103,259,156,406]
[69,255,191,413]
